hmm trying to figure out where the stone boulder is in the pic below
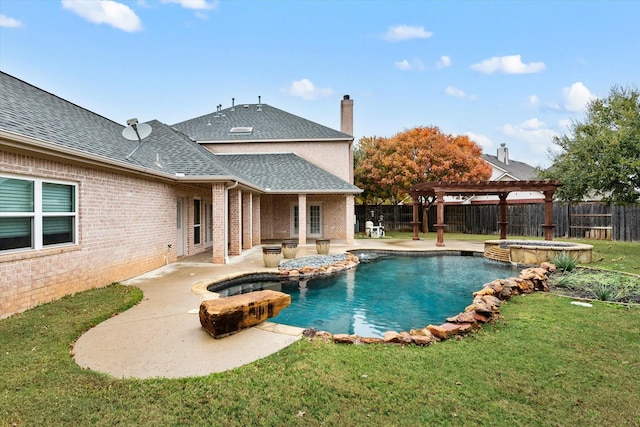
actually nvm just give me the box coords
[427,323,463,340]
[199,290,290,339]
[333,334,359,344]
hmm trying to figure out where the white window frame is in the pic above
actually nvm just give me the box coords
[0,173,78,253]
[193,198,202,245]
[290,203,323,238]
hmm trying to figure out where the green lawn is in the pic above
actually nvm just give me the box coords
[2,237,639,426]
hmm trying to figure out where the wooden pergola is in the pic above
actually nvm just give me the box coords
[408,180,562,247]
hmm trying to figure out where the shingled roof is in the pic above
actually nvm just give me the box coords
[482,153,538,181]
[0,72,235,178]
[172,103,353,142]
[217,153,360,193]
[1,71,360,194]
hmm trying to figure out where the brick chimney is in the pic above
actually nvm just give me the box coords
[340,95,353,136]
[497,143,509,164]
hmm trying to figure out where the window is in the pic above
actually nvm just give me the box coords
[193,199,201,245]
[229,127,253,134]
[0,175,77,252]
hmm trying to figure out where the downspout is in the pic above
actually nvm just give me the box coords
[224,181,239,263]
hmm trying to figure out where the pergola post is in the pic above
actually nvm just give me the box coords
[435,192,446,247]
[407,181,561,245]
[543,190,555,241]
[411,199,420,240]
[498,193,509,240]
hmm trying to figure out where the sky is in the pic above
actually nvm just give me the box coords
[1,0,639,168]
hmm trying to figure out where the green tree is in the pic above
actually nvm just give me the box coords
[540,85,640,203]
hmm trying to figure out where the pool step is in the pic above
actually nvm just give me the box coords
[484,246,510,263]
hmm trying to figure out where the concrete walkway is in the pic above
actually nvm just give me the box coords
[73,238,484,379]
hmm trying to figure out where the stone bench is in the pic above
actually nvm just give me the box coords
[199,290,291,339]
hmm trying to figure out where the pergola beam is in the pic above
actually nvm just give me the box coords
[409,180,561,246]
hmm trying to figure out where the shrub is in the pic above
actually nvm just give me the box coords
[553,252,578,272]
[589,280,627,302]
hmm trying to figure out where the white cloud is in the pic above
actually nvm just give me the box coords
[445,86,476,100]
[394,58,425,71]
[465,132,493,149]
[436,55,451,69]
[497,118,557,155]
[395,59,412,70]
[381,25,432,42]
[160,0,219,10]
[61,0,142,32]
[471,54,546,74]
[557,118,573,130]
[521,117,545,130]
[562,81,595,112]
[0,14,23,28]
[528,95,540,107]
[284,79,334,100]
[445,86,466,98]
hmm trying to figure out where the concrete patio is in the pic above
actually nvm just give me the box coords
[72,238,484,379]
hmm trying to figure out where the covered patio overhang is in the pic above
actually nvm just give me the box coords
[408,180,562,246]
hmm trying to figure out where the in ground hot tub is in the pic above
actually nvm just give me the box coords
[484,240,593,265]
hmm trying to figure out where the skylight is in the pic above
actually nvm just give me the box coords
[229,127,253,134]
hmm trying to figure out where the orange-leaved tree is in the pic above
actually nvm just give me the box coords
[355,126,492,205]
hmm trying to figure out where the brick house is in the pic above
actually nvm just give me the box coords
[0,72,360,318]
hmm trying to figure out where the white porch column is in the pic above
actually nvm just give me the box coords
[298,194,307,245]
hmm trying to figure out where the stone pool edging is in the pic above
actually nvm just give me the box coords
[303,262,557,346]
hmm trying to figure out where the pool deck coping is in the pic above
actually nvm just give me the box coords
[72,238,485,379]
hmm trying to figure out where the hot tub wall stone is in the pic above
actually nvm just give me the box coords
[484,240,593,265]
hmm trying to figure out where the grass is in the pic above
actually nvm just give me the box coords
[2,236,640,426]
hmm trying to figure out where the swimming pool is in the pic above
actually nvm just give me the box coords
[212,252,517,338]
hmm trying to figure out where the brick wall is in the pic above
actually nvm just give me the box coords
[211,183,226,263]
[252,193,261,245]
[203,141,352,183]
[0,150,184,319]
[228,188,241,255]
[242,193,253,249]
[259,194,348,241]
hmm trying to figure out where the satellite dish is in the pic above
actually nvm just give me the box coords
[122,122,152,141]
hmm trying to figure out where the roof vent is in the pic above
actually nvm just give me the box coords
[231,98,235,112]
[215,104,223,118]
[257,96,262,111]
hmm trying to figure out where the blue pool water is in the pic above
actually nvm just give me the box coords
[216,253,517,338]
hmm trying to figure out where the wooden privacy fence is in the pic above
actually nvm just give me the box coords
[355,203,639,242]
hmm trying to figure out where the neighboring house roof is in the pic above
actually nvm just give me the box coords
[481,153,538,181]
[217,153,361,193]
[172,104,353,142]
